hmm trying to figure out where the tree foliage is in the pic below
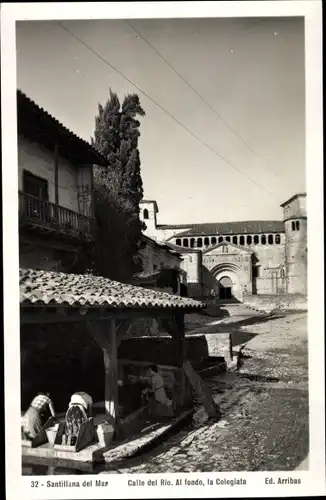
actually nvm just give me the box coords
[79,90,146,282]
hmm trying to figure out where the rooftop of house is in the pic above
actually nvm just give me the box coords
[280,193,307,207]
[143,235,182,258]
[20,268,203,311]
[17,90,108,167]
[163,220,285,238]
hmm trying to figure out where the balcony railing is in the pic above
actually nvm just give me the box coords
[19,191,94,239]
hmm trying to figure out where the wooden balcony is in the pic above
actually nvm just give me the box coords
[19,191,95,241]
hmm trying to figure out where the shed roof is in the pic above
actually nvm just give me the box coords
[20,269,204,311]
[17,90,108,167]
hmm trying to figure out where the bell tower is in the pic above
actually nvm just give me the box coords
[281,193,307,294]
[139,200,159,240]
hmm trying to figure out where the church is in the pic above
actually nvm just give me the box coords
[139,193,307,301]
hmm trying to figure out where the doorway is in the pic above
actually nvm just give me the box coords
[219,276,233,300]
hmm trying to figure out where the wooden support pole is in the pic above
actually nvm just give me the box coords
[103,318,118,427]
[54,140,59,206]
[86,319,119,433]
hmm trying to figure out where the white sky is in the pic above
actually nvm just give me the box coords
[16,16,305,223]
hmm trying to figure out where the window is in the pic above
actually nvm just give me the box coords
[253,235,259,244]
[239,236,245,246]
[261,235,266,245]
[280,266,285,278]
[190,238,195,248]
[268,235,274,244]
[247,235,252,245]
[183,238,189,247]
[143,208,149,220]
[232,236,238,245]
[292,221,296,231]
[23,171,48,200]
[176,238,181,246]
[275,234,281,245]
[296,220,300,231]
[226,236,231,242]
[218,236,224,243]
[211,237,217,245]
[189,256,192,263]
[197,238,203,248]
[204,237,210,246]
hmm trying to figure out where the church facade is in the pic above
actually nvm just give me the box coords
[139,193,307,301]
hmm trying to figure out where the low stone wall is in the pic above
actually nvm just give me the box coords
[243,294,307,314]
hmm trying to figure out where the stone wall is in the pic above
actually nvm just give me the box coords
[243,294,307,313]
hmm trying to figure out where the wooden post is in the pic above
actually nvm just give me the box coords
[103,318,118,426]
[86,319,119,432]
[54,140,59,206]
[175,313,186,408]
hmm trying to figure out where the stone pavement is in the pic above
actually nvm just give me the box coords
[101,312,308,473]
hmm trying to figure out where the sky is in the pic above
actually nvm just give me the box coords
[16,17,305,224]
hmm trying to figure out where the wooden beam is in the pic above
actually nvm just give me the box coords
[20,308,180,324]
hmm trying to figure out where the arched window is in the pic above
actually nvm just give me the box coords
[176,238,181,246]
[143,208,149,220]
[204,237,210,246]
[296,220,300,231]
[225,236,231,242]
[254,235,259,244]
[247,235,252,245]
[268,234,274,244]
[232,236,238,245]
[280,266,285,278]
[183,238,189,247]
[189,256,192,263]
[275,234,281,245]
[239,236,245,246]
[197,238,203,248]
[211,237,217,245]
[261,235,266,245]
[218,236,224,243]
[292,221,296,231]
[190,238,195,248]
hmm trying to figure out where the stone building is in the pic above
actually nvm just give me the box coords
[140,193,307,300]
[18,90,107,272]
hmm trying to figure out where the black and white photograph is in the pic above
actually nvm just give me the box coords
[2,1,324,499]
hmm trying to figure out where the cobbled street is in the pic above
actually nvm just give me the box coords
[104,311,308,473]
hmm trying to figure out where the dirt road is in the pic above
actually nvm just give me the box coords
[107,312,308,473]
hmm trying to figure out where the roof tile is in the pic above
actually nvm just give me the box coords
[20,269,204,311]
[173,220,284,237]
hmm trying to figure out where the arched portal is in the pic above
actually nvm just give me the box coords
[219,276,233,300]
[211,262,246,301]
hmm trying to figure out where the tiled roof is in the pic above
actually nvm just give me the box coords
[143,236,182,257]
[132,270,161,283]
[157,224,193,230]
[20,269,204,310]
[172,220,284,237]
[17,90,108,166]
